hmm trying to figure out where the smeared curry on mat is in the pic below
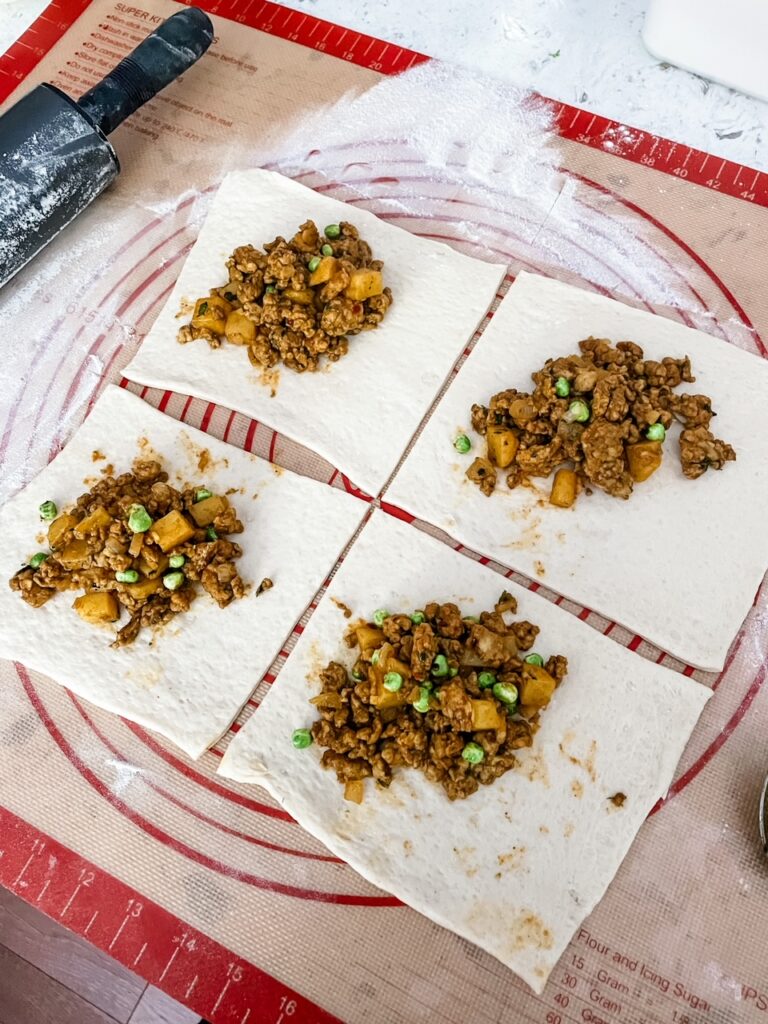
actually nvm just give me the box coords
[178,220,392,373]
[461,337,735,507]
[293,593,568,802]
[10,459,246,646]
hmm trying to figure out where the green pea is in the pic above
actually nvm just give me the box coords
[195,488,213,502]
[371,649,381,666]
[462,742,485,765]
[555,377,570,397]
[373,608,389,626]
[198,301,209,315]
[431,654,449,678]
[565,399,590,423]
[321,244,333,257]
[493,681,518,706]
[448,666,459,678]
[410,610,425,625]
[351,666,365,682]
[524,653,544,667]
[308,256,321,272]
[478,671,496,689]
[453,434,472,454]
[383,672,403,692]
[127,504,152,534]
[324,224,341,239]
[116,569,139,583]
[292,728,313,749]
[169,554,186,569]
[412,686,431,713]
[265,285,276,294]
[38,500,57,521]
[206,527,218,541]
[646,422,666,442]
[29,552,49,569]
[163,571,185,591]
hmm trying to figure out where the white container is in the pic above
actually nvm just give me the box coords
[644,0,768,102]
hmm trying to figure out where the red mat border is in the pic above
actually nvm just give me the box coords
[1,0,766,207]
[1,2,766,1022]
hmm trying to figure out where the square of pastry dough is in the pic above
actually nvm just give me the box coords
[0,386,366,758]
[387,271,768,671]
[123,169,505,497]
[219,510,709,993]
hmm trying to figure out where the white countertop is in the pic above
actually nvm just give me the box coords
[2,0,766,172]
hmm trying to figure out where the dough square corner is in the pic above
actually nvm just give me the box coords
[386,272,768,670]
[220,508,710,990]
[0,385,367,758]
[123,168,506,496]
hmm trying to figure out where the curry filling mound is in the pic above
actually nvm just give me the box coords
[178,220,393,373]
[10,459,246,647]
[463,337,735,507]
[293,594,568,802]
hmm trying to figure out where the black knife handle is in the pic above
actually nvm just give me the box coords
[77,7,214,136]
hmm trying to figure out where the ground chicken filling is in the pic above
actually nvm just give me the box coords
[295,594,568,802]
[10,460,246,647]
[464,337,735,507]
[177,219,393,373]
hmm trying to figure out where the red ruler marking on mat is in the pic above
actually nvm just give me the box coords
[2,0,766,209]
[0,806,341,1024]
[551,102,768,207]
[0,0,91,97]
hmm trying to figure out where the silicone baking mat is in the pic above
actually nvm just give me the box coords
[1,3,768,1022]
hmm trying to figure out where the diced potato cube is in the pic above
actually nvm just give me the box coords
[486,426,519,469]
[309,692,344,709]
[344,269,383,301]
[191,294,232,335]
[519,664,557,709]
[380,643,411,680]
[59,538,90,569]
[224,309,256,346]
[136,553,169,579]
[73,592,120,624]
[344,779,365,804]
[150,510,195,553]
[74,506,112,537]
[309,256,339,286]
[48,512,79,550]
[128,533,144,558]
[124,577,163,600]
[627,441,662,483]
[368,662,408,710]
[282,288,314,305]
[355,625,384,655]
[471,699,504,731]
[549,468,577,508]
[189,494,228,527]
[508,397,536,426]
